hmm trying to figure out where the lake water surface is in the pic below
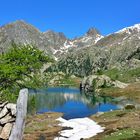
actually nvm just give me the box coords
[28,87,119,119]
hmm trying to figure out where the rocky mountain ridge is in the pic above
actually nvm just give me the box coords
[0,20,103,58]
[0,20,140,76]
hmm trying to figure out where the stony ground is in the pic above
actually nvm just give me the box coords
[23,112,63,140]
[88,109,140,140]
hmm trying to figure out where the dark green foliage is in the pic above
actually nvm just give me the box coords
[49,53,95,77]
[97,69,104,75]
[0,44,52,102]
[101,80,107,88]
[103,68,120,81]
[92,79,97,91]
[83,55,93,76]
[27,95,37,114]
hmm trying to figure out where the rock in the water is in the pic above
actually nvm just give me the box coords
[6,103,16,116]
[0,123,13,140]
[0,106,8,119]
[125,104,136,110]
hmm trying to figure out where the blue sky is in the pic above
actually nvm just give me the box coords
[0,0,140,38]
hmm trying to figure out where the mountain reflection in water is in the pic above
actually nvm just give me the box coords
[28,87,118,119]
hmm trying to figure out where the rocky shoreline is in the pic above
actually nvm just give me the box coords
[0,101,16,140]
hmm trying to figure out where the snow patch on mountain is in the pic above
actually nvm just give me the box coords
[81,36,92,43]
[94,35,104,43]
[116,24,140,34]
[63,40,74,49]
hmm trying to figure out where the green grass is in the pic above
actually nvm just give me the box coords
[94,110,130,119]
[52,74,81,87]
[24,120,50,133]
[103,67,140,83]
[102,128,140,140]
[59,77,74,85]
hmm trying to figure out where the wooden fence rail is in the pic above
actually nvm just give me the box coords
[9,88,28,140]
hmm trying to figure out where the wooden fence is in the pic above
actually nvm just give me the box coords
[9,88,28,140]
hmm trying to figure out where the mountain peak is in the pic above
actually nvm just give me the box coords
[86,27,100,36]
[0,20,41,33]
[13,20,27,25]
[1,20,29,28]
[44,30,67,40]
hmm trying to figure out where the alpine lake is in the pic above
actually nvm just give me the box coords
[27,87,129,119]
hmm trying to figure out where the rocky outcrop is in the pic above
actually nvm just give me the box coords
[81,75,128,93]
[0,102,16,140]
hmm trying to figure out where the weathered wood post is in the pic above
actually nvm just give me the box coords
[9,88,28,140]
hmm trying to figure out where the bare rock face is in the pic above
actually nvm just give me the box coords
[86,27,100,36]
[0,123,13,140]
[0,20,53,56]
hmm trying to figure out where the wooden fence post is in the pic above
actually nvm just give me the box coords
[9,88,28,140]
